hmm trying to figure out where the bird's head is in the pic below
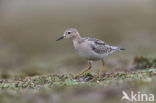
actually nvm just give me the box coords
[56,28,80,41]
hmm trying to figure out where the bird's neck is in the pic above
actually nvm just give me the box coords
[72,35,81,43]
[72,35,82,50]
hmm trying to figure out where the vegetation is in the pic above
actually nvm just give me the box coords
[0,57,156,103]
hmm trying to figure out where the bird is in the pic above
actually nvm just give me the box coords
[56,28,125,78]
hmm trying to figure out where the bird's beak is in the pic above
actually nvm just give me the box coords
[56,36,64,41]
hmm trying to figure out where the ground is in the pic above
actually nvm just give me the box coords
[0,57,156,103]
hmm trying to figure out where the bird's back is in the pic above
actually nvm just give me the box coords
[84,37,121,53]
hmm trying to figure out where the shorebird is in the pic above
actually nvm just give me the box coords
[56,28,125,78]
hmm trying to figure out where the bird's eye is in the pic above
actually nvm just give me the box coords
[67,31,71,34]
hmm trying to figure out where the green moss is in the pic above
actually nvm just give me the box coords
[0,70,156,90]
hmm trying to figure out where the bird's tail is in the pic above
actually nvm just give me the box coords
[120,48,126,50]
[111,46,126,51]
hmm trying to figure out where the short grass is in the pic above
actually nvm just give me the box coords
[0,69,156,103]
[0,56,156,103]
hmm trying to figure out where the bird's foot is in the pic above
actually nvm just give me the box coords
[95,74,100,78]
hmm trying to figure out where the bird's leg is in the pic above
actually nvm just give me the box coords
[74,62,92,78]
[96,59,104,78]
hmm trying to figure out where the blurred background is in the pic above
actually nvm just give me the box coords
[0,0,156,78]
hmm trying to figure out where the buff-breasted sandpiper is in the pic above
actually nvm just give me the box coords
[56,28,125,78]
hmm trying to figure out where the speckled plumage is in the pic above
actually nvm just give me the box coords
[56,28,125,78]
[72,36,123,61]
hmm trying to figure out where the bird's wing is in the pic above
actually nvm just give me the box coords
[85,37,119,54]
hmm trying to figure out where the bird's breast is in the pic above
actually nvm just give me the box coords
[73,41,98,60]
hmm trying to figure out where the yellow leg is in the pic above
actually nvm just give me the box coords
[74,62,92,78]
[96,59,104,78]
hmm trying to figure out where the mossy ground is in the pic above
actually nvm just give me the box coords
[0,57,156,103]
[1,70,156,103]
